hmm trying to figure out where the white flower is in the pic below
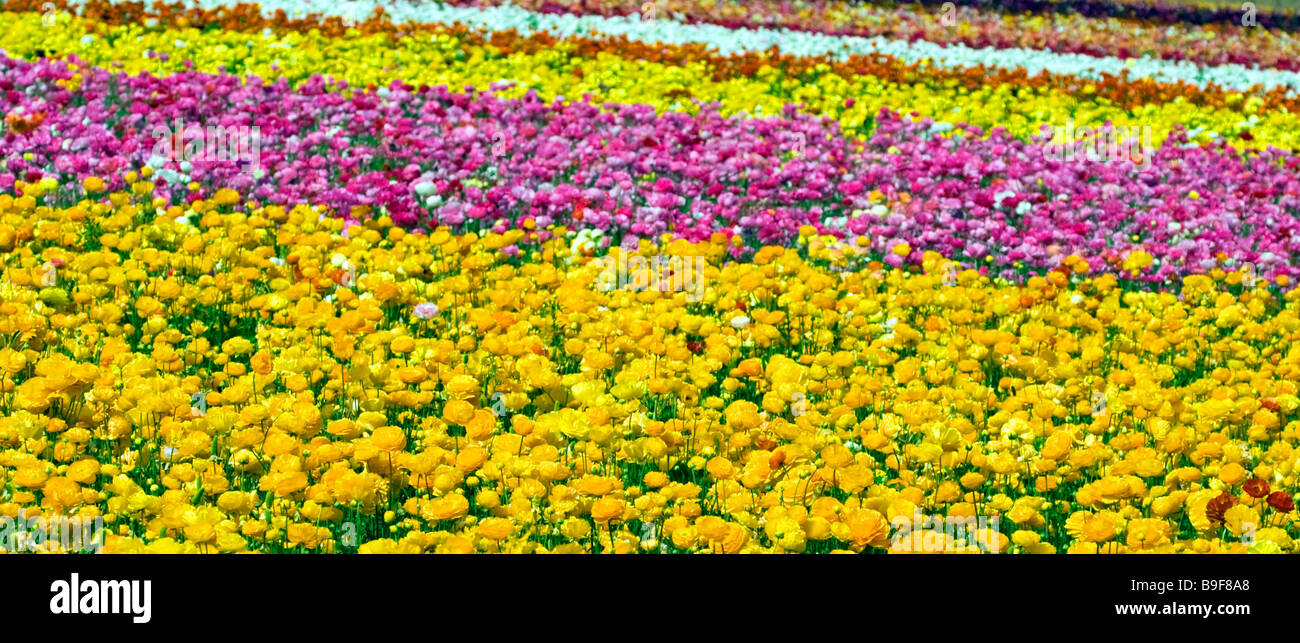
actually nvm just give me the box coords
[570,228,604,255]
[413,302,440,319]
[154,168,180,185]
[730,314,751,329]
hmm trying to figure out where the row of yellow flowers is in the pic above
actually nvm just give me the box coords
[3,11,1290,151]
[0,174,1297,553]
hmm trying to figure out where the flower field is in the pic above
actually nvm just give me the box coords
[1,0,1300,555]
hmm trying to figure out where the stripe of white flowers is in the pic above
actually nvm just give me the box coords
[63,0,1300,93]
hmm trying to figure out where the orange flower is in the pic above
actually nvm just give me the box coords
[250,351,274,376]
[843,508,891,551]
[591,497,626,524]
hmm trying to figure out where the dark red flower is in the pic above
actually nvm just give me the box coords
[1267,491,1295,513]
[1205,491,1238,524]
[1244,478,1271,499]
[686,341,702,355]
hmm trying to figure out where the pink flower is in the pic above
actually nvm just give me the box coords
[413,303,440,320]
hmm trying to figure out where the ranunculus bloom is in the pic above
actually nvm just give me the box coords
[1243,478,1271,499]
[844,508,891,551]
[371,426,407,452]
[413,302,440,319]
[1205,492,1239,524]
[1267,492,1295,513]
[590,497,626,524]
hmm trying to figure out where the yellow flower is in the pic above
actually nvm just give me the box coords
[213,189,241,206]
[1217,462,1248,486]
[287,523,330,549]
[1065,511,1119,543]
[477,517,515,541]
[1125,518,1172,550]
[421,494,469,522]
[442,400,476,426]
[371,426,407,452]
[705,457,734,479]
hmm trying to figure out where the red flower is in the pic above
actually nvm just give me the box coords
[1267,491,1295,513]
[736,300,748,312]
[1260,398,1280,412]
[1244,478,1271,499]
[686,341,702,355]
[1205,492,1238,524]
